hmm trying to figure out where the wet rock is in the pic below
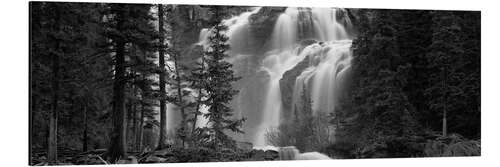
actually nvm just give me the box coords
[279,55,311,119]
[248,7,287,54]
[143,156,167,163]
[297,8,315,40]
[264,150,279,160]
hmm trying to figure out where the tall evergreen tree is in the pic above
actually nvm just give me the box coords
[425,11,465,137]
[202,6,245,150]
[102,3,156,162]
[346,10,418,157]
[157,4,169,150]
[30,2,107,163]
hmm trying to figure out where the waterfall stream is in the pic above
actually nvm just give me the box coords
[195,7,353,148]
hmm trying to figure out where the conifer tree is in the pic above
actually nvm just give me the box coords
[157,3,169,150]
[103,3,156,162]
[202,6,245,150]
[425,11,464,137]
[347,10,418,156]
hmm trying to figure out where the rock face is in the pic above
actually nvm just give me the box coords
[170,5,251,65]
[169,5,210,63]
[279,55,310,120]
[278,40,318,120]
[297,8,316,40]
[247,7,287,55]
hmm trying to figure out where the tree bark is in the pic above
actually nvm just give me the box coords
[191,54,206,145]
[125,98,132,150]
[131,96,137,152]
[157,4,168,150]
[48,49,60,165]
[137,49,147,152]
[107,7,127,162]
[82,101,88,152]
[138,103,145,151]
[442,66,448,137]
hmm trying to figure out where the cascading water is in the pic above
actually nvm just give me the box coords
[271,8,298,50]
[255,48,308,146]
[195,6,353,148]
[256,7,352,147]
[293,40,352,115]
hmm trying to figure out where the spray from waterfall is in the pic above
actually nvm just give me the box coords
[256,7,353,147]
[193,7,263,130]
[293,40,352,115]
[194,6,353,147]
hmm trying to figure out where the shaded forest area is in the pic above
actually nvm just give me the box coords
[327,9,481,158]
[30,2,254,165]
[29,2,480,165]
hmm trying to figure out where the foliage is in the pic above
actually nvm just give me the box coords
[266,86,332,152]
[30,2,159,164]
[30,2,113,161]
[423,134,480,157]
[334,9,480,158]
[196,6,245,150]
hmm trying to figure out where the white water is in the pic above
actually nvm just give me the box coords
[255,48,308,146]
[293,40,352,114]
[257,7,353,146]
[195,7,353,147]
[271,8,299,50]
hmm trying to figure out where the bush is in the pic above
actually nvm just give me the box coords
[424,134,480,157]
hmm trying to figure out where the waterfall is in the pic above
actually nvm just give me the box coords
[194,6,353,148]
[257,7,353,146]
[293,40,352,115]
[271,8,299,50]
[255,48,308,146]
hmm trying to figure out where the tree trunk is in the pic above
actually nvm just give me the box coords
[82,102,88,152]
[137,50,147,152]
[48,42,60,165]
[125,98,132,150]
[442,67,448,137]
[191,52,205,145]
[30,69,36,165]
[157,4,168,150]
[107,8,127,162]
[138,103,145,151]
[173,52,187,147]
[442,108,447,137]
[131,97,137,152]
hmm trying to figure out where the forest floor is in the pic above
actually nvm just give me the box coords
[30,147,279,165]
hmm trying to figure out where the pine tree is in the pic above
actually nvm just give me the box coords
[165,48,194,147]
[187,46,209,147]
[202,6,245,150]
[30,2,104,163]
[156,3,169,150]
[347,10,418,157]
[102,3,156,162]
[425,11,465,137]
